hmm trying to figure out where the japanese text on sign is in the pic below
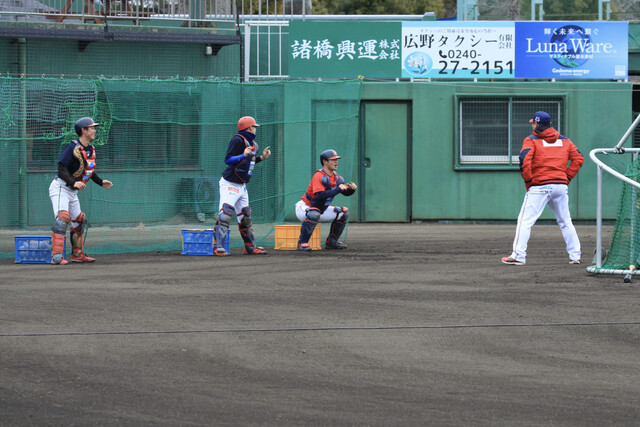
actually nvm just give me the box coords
[401,22,516,79]
[291,38,401,61]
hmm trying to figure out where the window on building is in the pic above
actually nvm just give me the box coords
[457,97,564,168]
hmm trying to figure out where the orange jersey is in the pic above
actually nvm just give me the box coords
[519,127,584,190]
[301,169,344,213]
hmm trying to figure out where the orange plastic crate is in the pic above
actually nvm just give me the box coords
[274,224,322,250]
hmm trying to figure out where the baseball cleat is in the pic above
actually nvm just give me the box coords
[501,256,525,265]
[296,243,312,251]
[569,259,581,264]
[244,246,266,255]
[214,248,229,257]
[71,253,95,262]
[51,258,69,265]
[325,240,347,249]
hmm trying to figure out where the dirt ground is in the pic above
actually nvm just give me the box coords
[1,223,639,426]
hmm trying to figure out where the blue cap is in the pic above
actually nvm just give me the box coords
[529,111,551,125]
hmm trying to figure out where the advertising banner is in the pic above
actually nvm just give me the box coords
[515,21,628,79]
[289,21,401,79]
[401,21,515,79]
[289,21,629,80]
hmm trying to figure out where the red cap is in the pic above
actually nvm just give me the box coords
[238,116,260,130]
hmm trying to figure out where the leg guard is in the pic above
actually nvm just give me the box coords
[326,207,348,249]
[51,210,71,264]
[69,212,95,262]
[214,203,235,251]
[298,208,321,248]
[239,206,265,254]
[70,212,86,256]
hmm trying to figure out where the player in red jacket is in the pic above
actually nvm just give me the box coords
[502,111,584,266]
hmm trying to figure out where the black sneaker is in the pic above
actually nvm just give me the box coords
[325,240,347,249]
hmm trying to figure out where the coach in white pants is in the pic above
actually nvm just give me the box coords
[502,111,584,266]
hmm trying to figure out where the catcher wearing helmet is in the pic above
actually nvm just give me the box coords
[213,116,271,256]
[48,117,113,264]
[295,149,357,250]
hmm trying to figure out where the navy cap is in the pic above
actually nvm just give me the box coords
[74,117,100,136]
[529,111,551,125]
[320,149,341,163]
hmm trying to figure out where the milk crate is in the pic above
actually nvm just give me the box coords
[274,224,322,250]
[15,235,66,264]
[182,229,229,255]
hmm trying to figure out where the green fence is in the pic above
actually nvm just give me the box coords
[0,77,362,258]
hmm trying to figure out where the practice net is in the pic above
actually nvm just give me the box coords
[0,77,362,258]
[591,156,640,272]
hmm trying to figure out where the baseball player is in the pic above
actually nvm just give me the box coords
[49,117,113,265]
[213,116,271,256]
[296,149,357,250]
[502,111,584,266]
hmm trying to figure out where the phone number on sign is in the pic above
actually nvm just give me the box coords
[437,59,514,75]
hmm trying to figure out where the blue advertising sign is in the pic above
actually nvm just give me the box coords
[515,22,628,79]
[402,21,515,79]
[289,21,629,80]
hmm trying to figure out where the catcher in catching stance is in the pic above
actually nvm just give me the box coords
[49,117,113,264]
[213,116,271,256]
[295,149,357,250]
[502,111,584,266]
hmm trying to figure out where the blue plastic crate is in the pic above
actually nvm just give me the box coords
[182,229,229,255]
[15,235,66,264]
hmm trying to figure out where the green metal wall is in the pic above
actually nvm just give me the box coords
[1,25,634,224]
[14,80,635,225]
[0,30,240,79]
[355,81,632,221]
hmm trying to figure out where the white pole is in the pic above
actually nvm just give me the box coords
[614,113,640,152]
[244,23,251,81]
[596,164,603,268]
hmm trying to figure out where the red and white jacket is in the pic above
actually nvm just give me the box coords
[519,127,584,191]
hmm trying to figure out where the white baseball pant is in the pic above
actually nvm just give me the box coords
[49,177,83,223]
[295,200,348,222]
[218,177,250,223]
[510,184,581,262]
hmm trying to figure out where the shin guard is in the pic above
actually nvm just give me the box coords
[51,210,71,264]
[215,203,235,250]
[298,208,321,245]
[327,207,348,248]
[238,206,258,253]
[70,212,86,256]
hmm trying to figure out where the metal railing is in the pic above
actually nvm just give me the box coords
[3,0,640,25]
[0,0,314,25]
[588,113,640,274]
[470,0,639,21]
[242,14,430,81]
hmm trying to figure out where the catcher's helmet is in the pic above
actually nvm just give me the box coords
[74,117,99,136]
[238,116,260,131]
[320,149,341,164]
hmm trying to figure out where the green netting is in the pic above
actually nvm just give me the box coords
[593,156,640,271]
[0,77,362,258]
